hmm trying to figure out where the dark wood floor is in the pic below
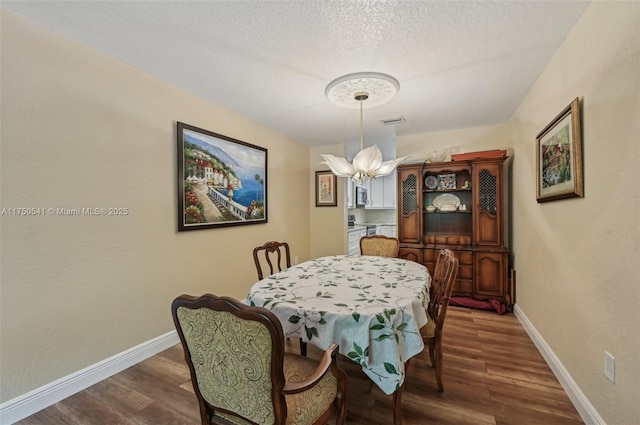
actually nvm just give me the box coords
[17,306,584,425]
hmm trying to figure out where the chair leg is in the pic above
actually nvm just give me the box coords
[427,338,436,368]
[299,339,307,356]
[434,337,444,392]
[335,366,348,425]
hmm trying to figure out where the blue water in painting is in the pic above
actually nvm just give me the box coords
[220,179,264,207]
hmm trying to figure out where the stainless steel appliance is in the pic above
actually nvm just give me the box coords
[355,186,368,208]
[366,225,377,236]
[347,214,356,228]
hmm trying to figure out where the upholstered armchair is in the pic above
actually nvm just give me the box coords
[171,294,347,425]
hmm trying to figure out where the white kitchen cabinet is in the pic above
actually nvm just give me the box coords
[348,227,366,255]
[346,179,354,208]
[365,174,396,209]
[365,178,383,208]
[382,173,396,208]
[379,225,397,237]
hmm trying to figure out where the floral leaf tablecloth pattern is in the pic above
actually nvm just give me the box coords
[246,255,431,395]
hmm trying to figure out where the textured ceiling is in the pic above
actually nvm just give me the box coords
[3,1,590,154]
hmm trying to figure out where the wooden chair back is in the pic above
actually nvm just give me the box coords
[253,241,291,280]
[428,249,459,331]
[359,235,400,258]
[420,249,459,392]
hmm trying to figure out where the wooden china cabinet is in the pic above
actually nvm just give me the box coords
[397,156,513,308]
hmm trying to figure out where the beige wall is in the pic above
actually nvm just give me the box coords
[508,2,639,424]
[0,10,311,402]
[398,2,640,423]
[310,144,349,259]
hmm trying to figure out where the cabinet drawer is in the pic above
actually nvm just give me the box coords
[455,279,474,294]
[423,248,436,263]
[425,262,435,276]
[426,235,472,246]
[458,251,473,265]
[434,236,448,244]
[458,264,473,280]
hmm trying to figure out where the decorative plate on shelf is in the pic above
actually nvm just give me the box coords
[433,193,461,211]
[437,173,457,190]
[424,175,438,190]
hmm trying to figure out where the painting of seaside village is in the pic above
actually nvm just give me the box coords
[177,122,267,230]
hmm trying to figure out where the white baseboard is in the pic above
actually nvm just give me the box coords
[513,304,605,425]
[0,330,179,425]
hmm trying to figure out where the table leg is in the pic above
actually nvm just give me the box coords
[393,383,404,425]
[393,360,411,425]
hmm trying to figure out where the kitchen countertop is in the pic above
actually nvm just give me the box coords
[348,223,397,232]
[347,225,367,232]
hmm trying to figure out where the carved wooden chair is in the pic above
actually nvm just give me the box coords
[253,241,308,355]
[359,235,400,258]
[172,294,347,425]
[420,249,459,391]
[253,240,291,280]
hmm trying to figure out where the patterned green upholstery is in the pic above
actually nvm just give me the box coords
[282,353,338,424]
[176,306,338,425]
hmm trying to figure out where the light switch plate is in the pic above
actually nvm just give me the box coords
[604,351,615,383]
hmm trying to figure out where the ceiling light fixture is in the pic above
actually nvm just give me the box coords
[321,72,409,183]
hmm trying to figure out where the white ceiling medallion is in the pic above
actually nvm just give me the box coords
[321,72,408,183]
[325,72,400,109]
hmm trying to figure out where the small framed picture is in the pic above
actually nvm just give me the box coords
[437,173,457,190]
[315,170,337,207]
[536,97,583,203]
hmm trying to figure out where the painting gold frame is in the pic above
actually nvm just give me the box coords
[536,97,583,203]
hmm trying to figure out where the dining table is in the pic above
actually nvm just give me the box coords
[245,254,431,422]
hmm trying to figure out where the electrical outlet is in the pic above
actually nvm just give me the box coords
[604,351,615,383]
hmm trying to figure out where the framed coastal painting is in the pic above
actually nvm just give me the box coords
[315,170,337,207]
[177,122,267,230]
[536,97,583,203]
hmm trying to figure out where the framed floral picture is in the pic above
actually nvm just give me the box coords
[536,97,583,203]
[177,122,267,230]
[315,170,337,207]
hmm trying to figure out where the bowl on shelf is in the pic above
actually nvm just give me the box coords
[433,193,461,210]
[426,205,437,213]
[438,204,458,212]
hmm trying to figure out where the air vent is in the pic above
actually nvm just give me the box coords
[381,116,406,126]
